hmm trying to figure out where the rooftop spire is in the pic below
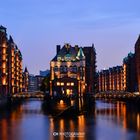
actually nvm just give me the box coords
[24,67,29,73]
[77,47,85,60]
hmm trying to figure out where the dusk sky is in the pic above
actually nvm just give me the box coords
[1,0,140,74]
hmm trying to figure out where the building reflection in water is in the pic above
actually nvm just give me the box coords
[49,115,87,140]
[0,105,23,140]
[49,98,95,140]
[1,100,140,140]
[95,100,140,137]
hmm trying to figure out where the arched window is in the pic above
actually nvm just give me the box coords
[63,65,68,72]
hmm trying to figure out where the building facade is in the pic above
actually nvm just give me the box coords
[83,45,97,93]
[28,74,46,92]
[98,66,124,92]
[23,67,29,92]
[135,35,140,93]
[50,44,96,97]
[0,26,8,96]
[123,52,137,92]
[0,25,28,95]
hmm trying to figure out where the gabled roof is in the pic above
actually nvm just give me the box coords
[51,44,80,62]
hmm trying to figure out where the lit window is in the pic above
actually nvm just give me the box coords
[2,77,6,85]
[61,83,64,86]
[57,82,60,86]
[67,83,70,86]
[71,83,74,86]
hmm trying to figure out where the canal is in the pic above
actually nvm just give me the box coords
[0,99,140,140]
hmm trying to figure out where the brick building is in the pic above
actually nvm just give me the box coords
[0,25,28,95]
[50,44,96,96]
[98,66,123,92]
[135,35,140,93]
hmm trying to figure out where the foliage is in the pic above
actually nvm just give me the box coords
[40,74,50,92]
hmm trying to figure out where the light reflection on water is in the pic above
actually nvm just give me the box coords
[0,100,140,140]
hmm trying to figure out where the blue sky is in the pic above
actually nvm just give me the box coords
[1,0,140,74]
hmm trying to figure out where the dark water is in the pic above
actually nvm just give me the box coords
[0,99,140,140]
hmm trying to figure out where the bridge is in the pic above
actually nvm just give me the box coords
[11,91,45,99]
[94,92,140,101]
[10,91,140,103]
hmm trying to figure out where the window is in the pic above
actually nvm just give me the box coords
[72,66,77,72]
[60,66,63,72]
[61,83,64,86]
[64,66,68,72]
[67,83,70,86]
[71,83,74,86]
[57,82,60,86]
[54,66,58,72]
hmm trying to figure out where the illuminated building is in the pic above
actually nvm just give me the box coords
[98,66,123,92]
[83,45,97,93]
[0,25,27,95]
[28,74,36,91]
[50,44,96,96]
[0,26,8,96]
[123,52,137,92]
[135,35,140,93]
[8,36,23,94]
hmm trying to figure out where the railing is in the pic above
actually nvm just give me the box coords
[94,92,139,100]
[11,91,45,99]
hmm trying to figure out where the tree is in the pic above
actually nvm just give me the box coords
[40,74,50,93]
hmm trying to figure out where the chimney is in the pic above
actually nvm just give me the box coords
[75,45,79,52]
[56,45,61,54]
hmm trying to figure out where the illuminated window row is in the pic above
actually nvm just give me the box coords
[67,82,74,86]
[56,82,74,86]
[57,82,64,86]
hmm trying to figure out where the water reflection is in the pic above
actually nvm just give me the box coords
[0,100,140,140]
[49,115,88,140]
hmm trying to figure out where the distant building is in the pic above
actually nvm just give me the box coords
[35,75,44,90]
[123,52,137,92]
[28,74,37,92]
[40,70,50,77]
[50,43,96,96]
[0,25,27,95]
[28,74,44,92]
[98,35,140,93]
[135,35,140,93]
[98,66,123,92]
[23,67,29,92]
